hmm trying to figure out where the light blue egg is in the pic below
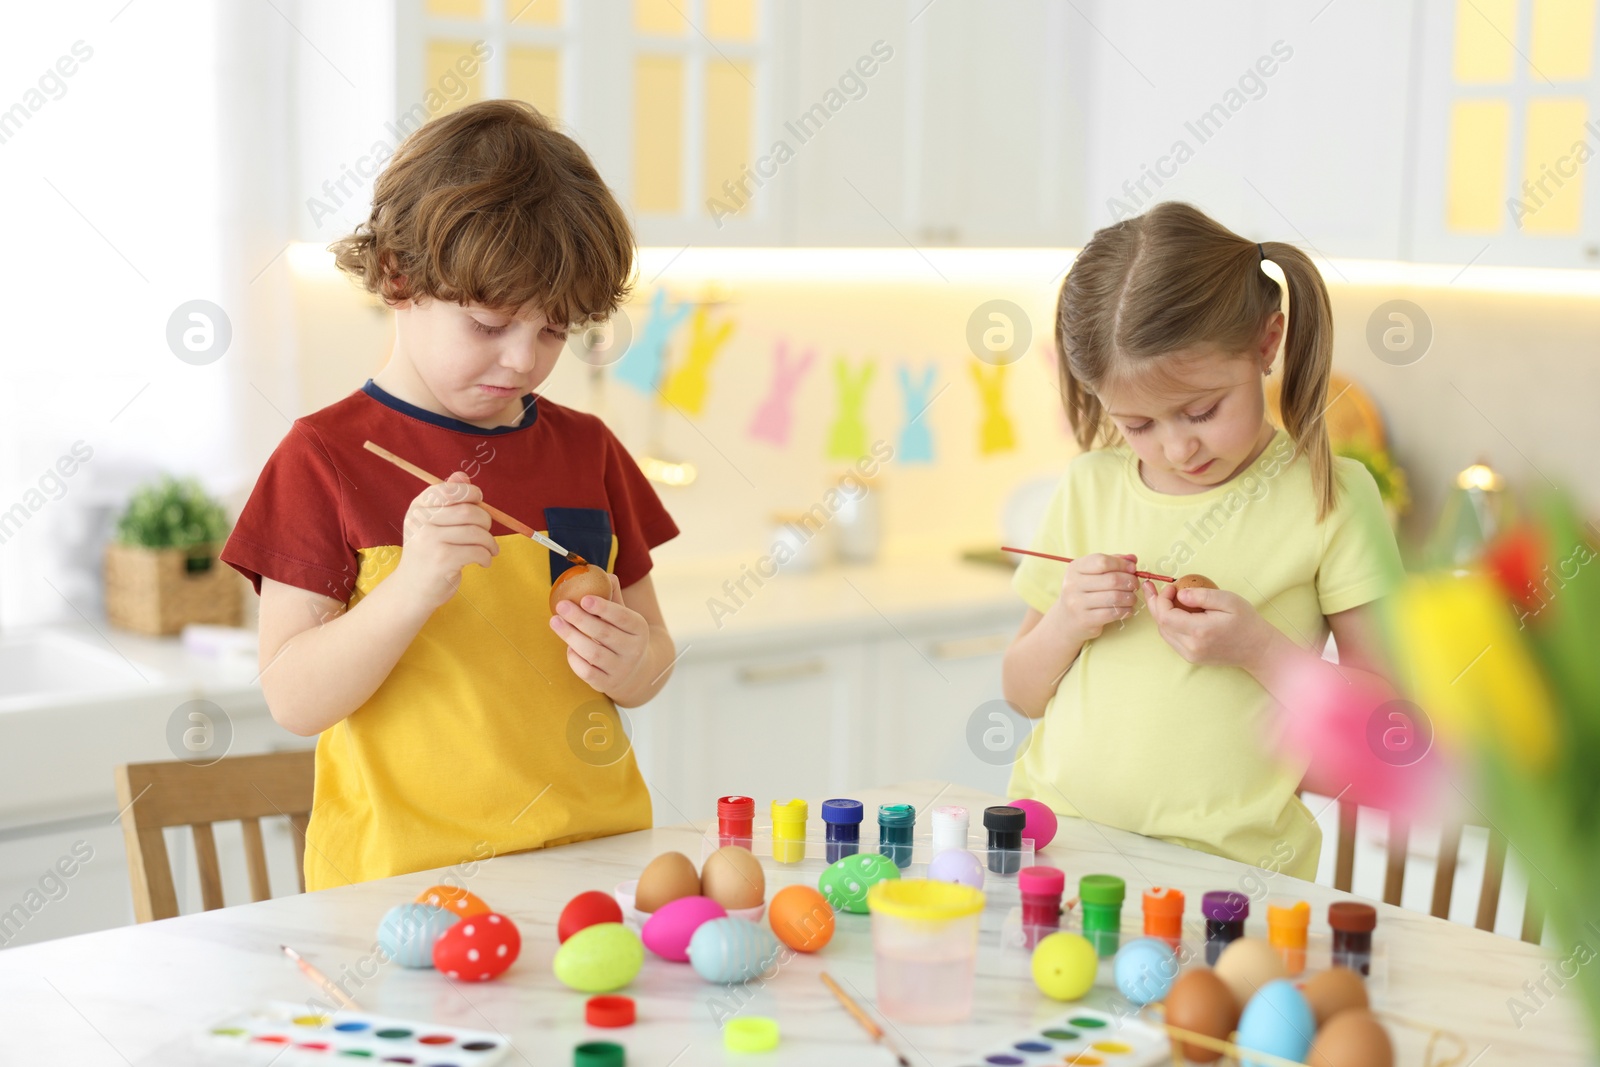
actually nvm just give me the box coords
[687,917,783,984]
[927,849,985,889]
[1237,979,1315,1067]
[1113,937,1178,1005]
[377,903,458,968]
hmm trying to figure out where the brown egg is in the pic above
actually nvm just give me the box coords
[635,851,700,913]
[549,563,612,615]
[1164,968,1239,1064]
[1307,1008,1393,1067]
[1301,966,1369,1027]
[700,845,765,910]
[1174,574,1218,613]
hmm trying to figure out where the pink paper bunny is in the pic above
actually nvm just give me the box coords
[748,341,816,446]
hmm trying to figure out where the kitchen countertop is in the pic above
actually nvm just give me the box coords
[0,779,1587,1066]
[17,553,1024,698]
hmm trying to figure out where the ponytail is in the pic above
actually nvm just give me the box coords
[1260,242,1336,522]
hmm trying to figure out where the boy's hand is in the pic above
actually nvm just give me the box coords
[1044,552,1140,644]
[390,472,499,614]
[549,571,651,695]
[1141,578,1273,668]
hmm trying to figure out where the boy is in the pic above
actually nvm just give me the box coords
[222,100,679,890]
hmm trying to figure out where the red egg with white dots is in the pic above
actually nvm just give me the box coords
[432,912,521,981]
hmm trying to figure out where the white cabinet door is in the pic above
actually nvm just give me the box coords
[0,823,130,949]
[1079,3,1416,260]
[788,0,1081,247]
[648,642,870,823]
[868,612,1022,798]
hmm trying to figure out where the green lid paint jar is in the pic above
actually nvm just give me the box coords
[1078,874,1126,958]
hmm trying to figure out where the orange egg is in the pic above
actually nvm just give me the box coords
[549,564,612,615]
[415,884,493,919]
[768,885,834,953]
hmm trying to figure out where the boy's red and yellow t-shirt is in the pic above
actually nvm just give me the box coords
[221,381,678,891]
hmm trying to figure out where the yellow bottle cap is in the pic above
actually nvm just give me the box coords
[724,1016,779,1052]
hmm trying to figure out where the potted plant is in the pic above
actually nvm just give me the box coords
[104,475,240,635]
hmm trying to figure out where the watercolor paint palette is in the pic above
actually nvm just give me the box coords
[199,1003,512,1065]
[958,1007,1169,1067]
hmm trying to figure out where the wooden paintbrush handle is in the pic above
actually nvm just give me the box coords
[362,440,537,538]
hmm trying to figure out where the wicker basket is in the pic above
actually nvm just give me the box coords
[104,541,243,636]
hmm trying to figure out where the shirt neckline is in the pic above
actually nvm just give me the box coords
[361,379,539,436]
[1120,426,1290,507]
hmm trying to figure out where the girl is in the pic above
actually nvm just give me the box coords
[1001,202,1404,881]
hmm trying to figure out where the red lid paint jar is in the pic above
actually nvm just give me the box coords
[1018,866,1065,948]
[1328,901,1377,976]
[1142,886,1185,948]
[1202,891,1249,966]
[717,795,754,849]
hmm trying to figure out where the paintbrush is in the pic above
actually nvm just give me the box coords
[819,972,911,1067]
[281,944,358,1010]
[363,440,589,566]
[1001,546,1175,584]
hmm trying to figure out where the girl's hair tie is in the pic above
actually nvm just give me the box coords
[1257,242,1266,262]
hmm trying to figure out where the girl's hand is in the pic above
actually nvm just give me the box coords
[1141,578,1272,668]
[1045,552,1141,644]
[549,571,651,695]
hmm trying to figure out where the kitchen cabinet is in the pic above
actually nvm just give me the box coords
[629,602,1023,825]
[0,684,314,950]
[1405,0,1600,268]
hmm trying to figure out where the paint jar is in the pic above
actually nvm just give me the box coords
[1329,901,1376,976]
[1142,886,1185,948]
[867,879,986,1024]
[1018,866,1065,948]
[1202,891,1250,966]
[983,805,1025,875]
[821,798,864,863]
[771,799,807,865]
[1267,898,1311,976]
[877,804,916,869]
[717,795,754,850]
[1079,874,1126,958]
[932,805,970,854]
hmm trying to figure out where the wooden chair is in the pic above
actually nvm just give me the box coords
[1330,798,1544,943]
[114,750,315,923]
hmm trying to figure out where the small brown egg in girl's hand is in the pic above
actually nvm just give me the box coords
[549,563,613,615]
[1173,574,1218,613]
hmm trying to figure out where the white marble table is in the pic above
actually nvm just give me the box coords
[0,781,1590,1065]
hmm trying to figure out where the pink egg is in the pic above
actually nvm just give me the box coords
[1008,798,1059,851]
[641,895,727,962]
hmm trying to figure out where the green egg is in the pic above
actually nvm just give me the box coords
[817,853,901,914]
[552,922,643,993]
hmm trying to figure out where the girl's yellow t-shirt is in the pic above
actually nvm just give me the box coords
[1009,429,1404,880]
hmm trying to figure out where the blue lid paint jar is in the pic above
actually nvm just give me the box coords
[821,798,864,863]
[877,803,916,868]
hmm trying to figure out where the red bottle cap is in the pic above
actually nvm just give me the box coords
[585,995,636,1028]
[718,796,754,820]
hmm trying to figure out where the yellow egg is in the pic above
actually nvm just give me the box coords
[700,846,765,910]
[1213,936,1287,1005]
[635,851,700,913]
